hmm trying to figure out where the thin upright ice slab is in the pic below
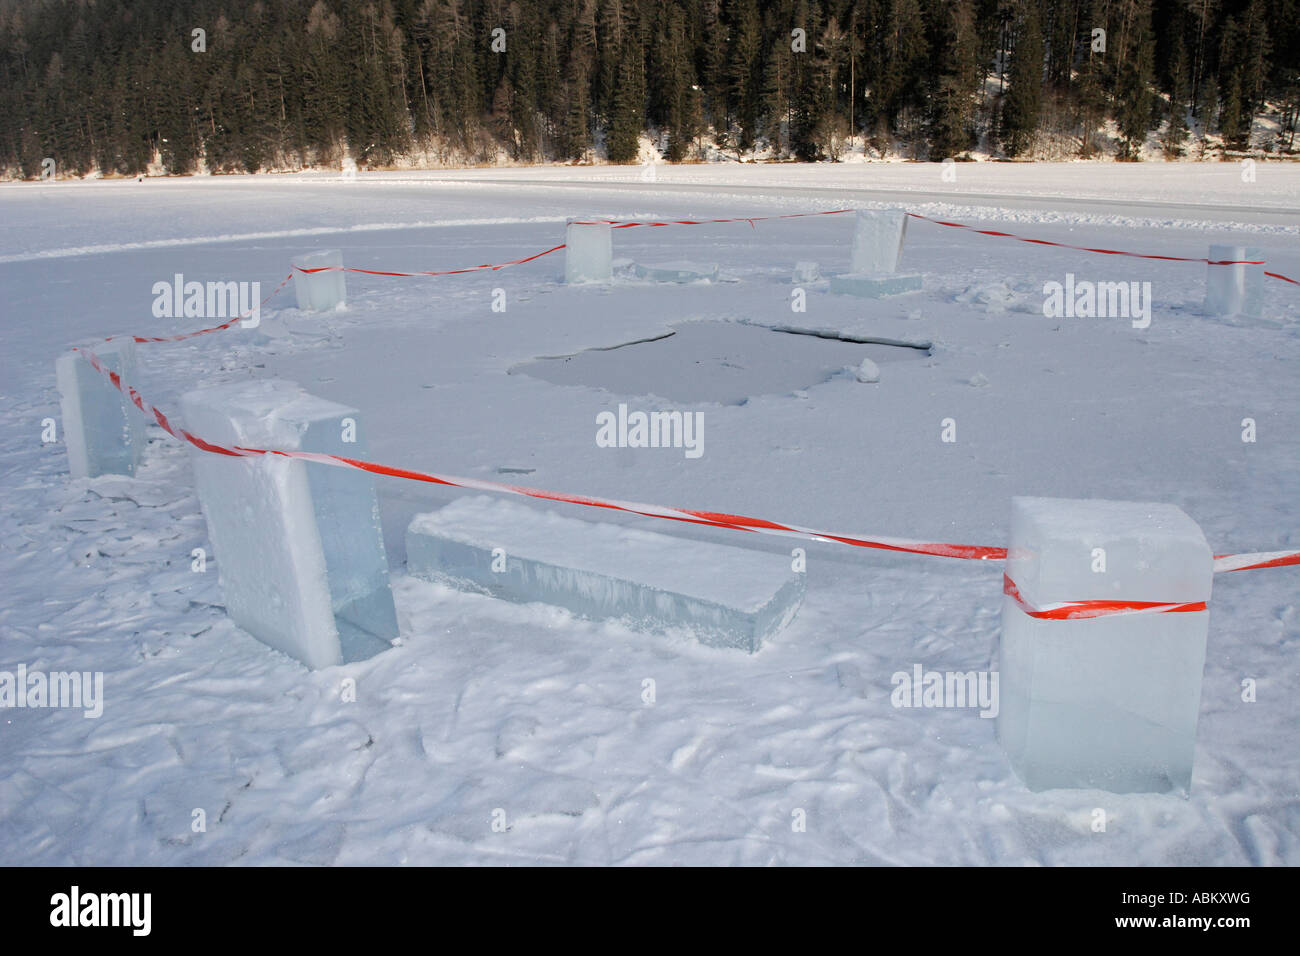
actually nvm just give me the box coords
[850,208,909,275]
[56,338,145,478]
[407,496,805,652]
[630,261,719,283]
[997,496,1213,793]
[564,219,613,283]
[829,273,923,298]
[1204,245,1264,319]
[181,379,398,669]
[292,249,346,311]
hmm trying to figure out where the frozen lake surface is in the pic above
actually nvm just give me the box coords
[1,164,1298,865]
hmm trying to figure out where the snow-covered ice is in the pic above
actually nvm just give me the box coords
[2,165,1299,864]
[55,338,144,478]
[998,497,1214,794]
[291,249,346,312]
[181,380,397,669]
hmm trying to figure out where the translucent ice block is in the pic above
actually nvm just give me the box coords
[564,219,612,283]
[630,261,719,283]
[997,496,1213,793]
[792,261,821,283]
[56,339,145,478]
[1204,245,1264,319]
[829,273,923,298]
[850,208,909,275]
[180,379,398,669]
[292,249,346,311]
[407,496,805,652]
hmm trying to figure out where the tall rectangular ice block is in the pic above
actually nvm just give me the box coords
[850,208,908,275]
[997,497,1213,793]
[406,496,805,652]
[180,380,398,669]
[1204,245,1264,319]
[834,208,921,297]
[292,249,346,311]
[56,339,145,478]
[564,219,612,283]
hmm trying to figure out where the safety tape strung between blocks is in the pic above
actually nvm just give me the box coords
[72,346,1300,621]
[105,273,296,346]
[1002,574,1208,621]
[111,207,1293,347]
[904,212,1298,282]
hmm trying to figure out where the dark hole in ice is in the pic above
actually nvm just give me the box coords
[511,320,930,405]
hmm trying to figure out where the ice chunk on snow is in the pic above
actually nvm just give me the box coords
[829,273,922,298]
[564,219,612,283]
[850,208,908,275]
[180,379,398,669]
[56,339,145,478]
[1204,245,1265,320]
[292,249,346,311]
[997,496,1213,793]
[630,261,719,283]
[792,261,820,284]
[406,496,805,652]
[854,357,880,383]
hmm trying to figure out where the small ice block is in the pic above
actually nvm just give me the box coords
[792,261,821,283]
[564,219,613,283]
[829,273,923,298]
[292,249,346,311]
[180,379,398,669]
[630,261,719,283]
[1204,245,1264,319]
[850,208,909,275]
[56,339,145,478]
[406,496,805,652]
[997,496,1213,794]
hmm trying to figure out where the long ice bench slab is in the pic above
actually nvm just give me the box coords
[829,273,923,298]
[406,496,805,652]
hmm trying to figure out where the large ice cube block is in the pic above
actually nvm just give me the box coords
[56,339,145,478]
[1203,245,1264,319]
[564,219,612,283]
[829,273,923,298]
[997,497,1213,793]
[850,208,909,275]
[180,380,398,669]
[292,249,346,311]
[406,496,805,652]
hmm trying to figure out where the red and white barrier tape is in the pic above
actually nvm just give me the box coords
[293,244,567,278]
[1003,574,1208,621]
[112,208,1291,346]
[118,273,295,344]
[905,212,1298,283]
[72,346,1300,621]
[569,209,856,229]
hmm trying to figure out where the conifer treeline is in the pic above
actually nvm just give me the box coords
[2,0,1297,178]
